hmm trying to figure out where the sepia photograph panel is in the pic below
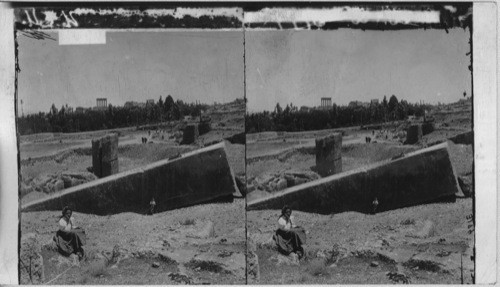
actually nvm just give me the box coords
[245,4,474,284]
[16,6,246,285]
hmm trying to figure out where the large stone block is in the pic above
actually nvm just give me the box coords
[22,168,144,215]
[406,125,422,144]
[315,133,342,177]
[247,142,459,214]
[92,133,119,178]
[101,159,119,178]
[141,143,237,213]
[448,131,473,145]
[22,142,237,215]
[182,124,199,144]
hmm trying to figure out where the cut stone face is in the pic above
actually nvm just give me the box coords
[247,142,459,214]
[182,124,199,144]
[92,133,119,178]
[22,142,237,215]
[315,133,342,177]
[406,125,422,144]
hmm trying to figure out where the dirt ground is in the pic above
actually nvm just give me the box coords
[18,99,474,284]
[23,199,246,284]
[245,99,474,284]
[247,198,473,284]
[20,99,245,205]
[19,100,246,285]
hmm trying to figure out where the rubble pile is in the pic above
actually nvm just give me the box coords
[247,169,321,193]
[21,172,98,196]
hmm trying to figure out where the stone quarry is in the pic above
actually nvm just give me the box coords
[22,142,238,215]
[247,142,459,214]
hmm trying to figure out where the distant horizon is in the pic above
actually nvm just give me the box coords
[18,31,244,115]
[246,28,472,112]
[246,95,471,114]
[21,96,243,116]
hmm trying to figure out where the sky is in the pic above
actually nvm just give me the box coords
[18,31,244,114]
[246,28,472,112]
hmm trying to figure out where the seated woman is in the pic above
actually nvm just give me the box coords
[274,205,306,259]
[53,206,86,259]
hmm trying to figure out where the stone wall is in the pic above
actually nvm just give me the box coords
[92,134,119,178]
[315,133,342,177]
[247,143,459,214]
[22,142,237,215]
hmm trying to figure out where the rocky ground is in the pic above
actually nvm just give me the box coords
[247,198,473,284]
[19,100,246,285]
[20,99,245,205]
[22,199,246,285]
[245,99,474,284]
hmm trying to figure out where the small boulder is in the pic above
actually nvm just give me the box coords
[295,177,307,185]
[152,261,160,268]
[276,178,287,191]
[54,180,65,191]
[370,261,379,267]
[413,220,436,238]
[189,221,215,239]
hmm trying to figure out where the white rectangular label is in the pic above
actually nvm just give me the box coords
[59,29,106,45]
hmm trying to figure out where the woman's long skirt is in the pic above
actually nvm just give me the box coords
[274,227,306,255]
[54,228,86,256]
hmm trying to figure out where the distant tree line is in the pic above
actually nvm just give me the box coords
[246,95,426,133]
[18,95,208,135]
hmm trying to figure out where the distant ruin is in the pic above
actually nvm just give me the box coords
[22,142,237,215]
[315,133,342,176]
[247,142,459,214]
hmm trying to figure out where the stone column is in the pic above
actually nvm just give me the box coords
[315,133,342,177]
[406,124,423,145]
[182,124,199,144]
[92,133,119,178]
